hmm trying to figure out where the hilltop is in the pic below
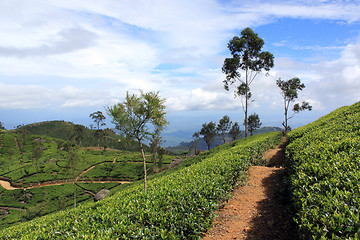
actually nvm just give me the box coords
[17,120,148,152]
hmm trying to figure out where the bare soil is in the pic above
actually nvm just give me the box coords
[203,139,297,240]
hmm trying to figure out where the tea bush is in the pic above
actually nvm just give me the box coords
[0,132,281,239]
[286,101,360,239]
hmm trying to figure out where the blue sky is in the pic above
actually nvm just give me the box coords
[1,0,360,146]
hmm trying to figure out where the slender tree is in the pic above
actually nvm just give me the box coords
[217,115,232,144]
[247,113,262,136]
[106,91,168,192]
[89,111,106,130]
[222,27,274,138]
[276,77,312,133]
[229,122,241,141]
[200,122,217,150]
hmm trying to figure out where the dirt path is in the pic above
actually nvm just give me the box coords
[0,178,132,191]
[1,157,133,191]
[203,139,297,240]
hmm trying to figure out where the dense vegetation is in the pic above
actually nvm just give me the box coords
[18,120,147,152]
[0,130,173,230]
[0,132,281,239]
[286,101,360,239]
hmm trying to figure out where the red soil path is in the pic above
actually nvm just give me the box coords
[203,139,297,240]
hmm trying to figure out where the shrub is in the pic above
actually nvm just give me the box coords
[286,101,360,239]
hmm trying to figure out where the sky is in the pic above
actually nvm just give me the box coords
[1,0,360,146]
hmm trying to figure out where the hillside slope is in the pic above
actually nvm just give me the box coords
[18,120,147,151]
[0,132,282,239]
[0,130,173,230]
[286,101,360,239]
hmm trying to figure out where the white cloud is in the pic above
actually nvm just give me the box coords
[0,0,359,116]
[0,28,98,57]
[273,36,360,110]
[0,82,122,109]
[236,0,360,22]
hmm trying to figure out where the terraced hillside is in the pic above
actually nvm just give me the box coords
[0,130,173,230]
[286,101,360,239]
[0,132,282,239]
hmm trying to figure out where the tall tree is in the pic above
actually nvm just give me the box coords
[217,115,232,144]
[276,77,312,133]
[106,91,168,191]
[222,27,274,138]
[247,113,262,136]
[89,111,106,130]
[200,121,217,151]
[229,122,241,141]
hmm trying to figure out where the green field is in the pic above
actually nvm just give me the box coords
[0,131,282,239]
[0,129,173,230]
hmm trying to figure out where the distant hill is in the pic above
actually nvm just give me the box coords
[18,120,147,152]
[0,129,174,230]
[166,126,282,154]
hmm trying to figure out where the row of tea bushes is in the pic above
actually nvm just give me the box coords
[0,132,281,239]
[286,102,360,239]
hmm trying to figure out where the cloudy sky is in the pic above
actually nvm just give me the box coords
[1,0,360,145]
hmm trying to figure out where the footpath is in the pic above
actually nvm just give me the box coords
[203,139,297,240]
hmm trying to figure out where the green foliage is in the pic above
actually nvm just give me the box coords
[107,90,168,191]
[276,77,312,132]
[247,113,262,136]
[0,130,174,229]
[217,115,232,144]
[222,27,274,138]
[0,132,281,239]
[18,120,145,151]
[286,101,360,239]
[229,122,241,141]
[200,121,217,150]
[89,111,106,130]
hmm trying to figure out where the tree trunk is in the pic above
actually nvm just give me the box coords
[284,98,288,133]
[138,139,147,192]
[245,68,249,138]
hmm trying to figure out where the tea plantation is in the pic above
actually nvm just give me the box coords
[0,132,281,239]
[0,130,173,230]
[286,101,360,239]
